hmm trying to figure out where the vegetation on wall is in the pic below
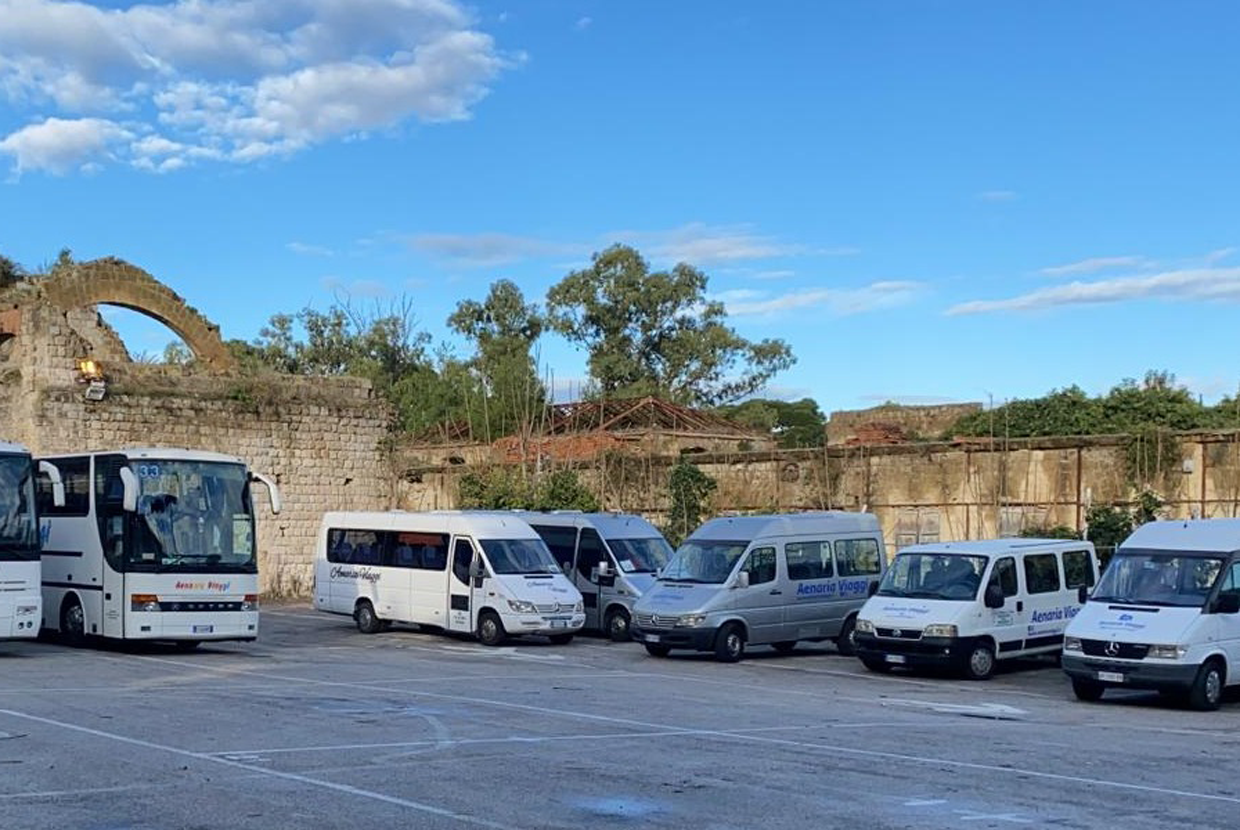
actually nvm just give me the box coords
[457,467,600,512]
[663,460,717,547]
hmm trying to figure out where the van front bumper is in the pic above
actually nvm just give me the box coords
[508,614,586,636]
[631,624,717,651]
[856,632,971,669]
[1062,654,1200,690]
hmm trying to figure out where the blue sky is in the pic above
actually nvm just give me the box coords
[2,1,1239,411]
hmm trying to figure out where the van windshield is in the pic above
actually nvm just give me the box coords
[1091,552,1224,608]
[481,538,562,575]
[659,540,748,584]
[877,553,987,600]
[609,537,673,574]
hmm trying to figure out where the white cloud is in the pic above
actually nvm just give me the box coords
[947,267,1240,315]
[615,223,807,265]
[575,16,592,30]
[977,190,1017,202]
[753,269,795,281]
[724,281,920,317]
[407,232,582,267]
[0,0,511,174]
[1040,255,1148,276]
[321,276,390,297]
[1205,247,1236,265]
[0,116,131,174]
[287,241,334,257]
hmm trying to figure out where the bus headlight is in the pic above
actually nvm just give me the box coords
[675,614,707,627]
[1063,636,1083,653]
[15,605,37,616]
[508,599,538,614]
[240,594,259,612]
[855,618,875,635]
[131,594,160,612]
[922,624,958,638]
[574,601,584,614]
[1148,644,1188,659]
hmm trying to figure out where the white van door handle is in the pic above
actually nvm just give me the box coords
[769,589,782,595]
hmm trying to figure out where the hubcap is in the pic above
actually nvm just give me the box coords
[728,634,741,656]
[612,615,627,635]
[1206,669,1222,703]
[66,605,83,634]
[971,648,993,676]
[482,620,496,640]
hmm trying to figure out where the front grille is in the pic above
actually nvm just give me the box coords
[635,613,676,629]
[1081,639,1150,660]
[535,602,573,614]
[159,601,244,612]
[876,627,922,640]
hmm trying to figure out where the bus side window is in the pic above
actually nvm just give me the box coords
[577,528,605,582]
[452,538,474,584]
[990,557,1018,597]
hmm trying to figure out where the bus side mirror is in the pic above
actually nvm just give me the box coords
[1216,593,1240,615]
[470,560,485,579]
[119,467,139,512]
[38,460,65,508]
[868,581,880,597]
[1077,585,1089,605]
[984,584,1005,609]
[251,472,282,515]
[597,560,611,579]
[734,571,750,590]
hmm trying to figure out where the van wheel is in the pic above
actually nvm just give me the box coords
[836,616,859,656]
[354,601,383,635]
[773,641,797,654]
[861,656,892,673]
[1187,660,1225,711]
[1071,678,1105,702]
[605,608,631,642]
[60,598,86,647]
[477,611,505,647]
[644,643,671,657]
[963,642,996,681]
[548,634,574,645]
[715,623,746,663]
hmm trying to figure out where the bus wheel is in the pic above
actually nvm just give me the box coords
[173,641,201,652]
[715,622,746,663]
[60,598,86,648]
[1187,660,1225,711]
[644,643,671,658]
[1071,678,1105,702]
[477,611,505,647]
[605,608,631,642]
[354,601,383,635]
[963,642,996,681]
[836,616,859,656]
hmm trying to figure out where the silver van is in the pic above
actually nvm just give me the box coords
[631,512,887,662]
[521,512,674,641]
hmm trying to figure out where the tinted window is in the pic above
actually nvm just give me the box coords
[577,528,604,580]
[1062,550,1095,589]
[989,556,1018,597]
[835,538,881,576]
[327,529,383,565]
[1219,562,1240,600]
[37,456,90,517]
[391,531,449,571]
[1023,553,1061,594]
[785,540,833,580]
[744,547,777,585]
[453,538,475,583]
[531,525,577,573]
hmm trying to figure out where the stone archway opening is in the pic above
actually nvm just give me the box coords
[95,306,194,365]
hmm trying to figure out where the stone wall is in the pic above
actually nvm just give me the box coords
[826,402,984,444]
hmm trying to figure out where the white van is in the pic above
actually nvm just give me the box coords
[1063,519,1240,710]
[520,512,673,641]
[630,512,885,662]
[313,511,585,646]
[855,539,1098,680]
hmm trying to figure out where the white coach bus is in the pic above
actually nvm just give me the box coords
[314,511,586,646]
[36,448,281,649]
[0,441,63,641]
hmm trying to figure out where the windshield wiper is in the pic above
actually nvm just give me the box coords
[661,576,705,584]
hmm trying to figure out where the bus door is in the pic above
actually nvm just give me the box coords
[447,536,483,634]
[95,455,130,638]
[574,528,606,631]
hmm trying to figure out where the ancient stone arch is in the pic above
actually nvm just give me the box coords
[41,258,237,372]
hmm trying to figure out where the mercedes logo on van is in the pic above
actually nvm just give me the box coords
[652,615,663,626]
[1105,640,1121,657]
[891,629,903,638]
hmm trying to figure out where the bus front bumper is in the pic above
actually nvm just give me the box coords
[1062,654,1200,691]
[0,596,41,638]
[125,610,259,641]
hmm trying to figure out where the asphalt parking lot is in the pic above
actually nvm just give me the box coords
[2,605,1239,830]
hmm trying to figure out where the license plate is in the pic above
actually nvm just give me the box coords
[645,634,660,644]
[550,619,568,629]
[1098,670,1124,683]
[884,654,906,664]
[192,625,214,634]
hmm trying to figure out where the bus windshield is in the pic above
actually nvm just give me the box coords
[659,540,748,584]
[0,454,37,561]
[609,537,673,574]
[130,460,255,573]
[877,553,988,600]
[481,538,562,575]
[1092,552,1225,608]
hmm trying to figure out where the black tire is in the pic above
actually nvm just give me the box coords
[173,640,201,652]
[772,641,797,655]
[644,643,671,657]
[60,597,86,647]
[1071,678,1105,702]
[548,633,574,645]
[354,601,383,635]
[714,622,746,663]
[963,641,996,681]
[1187,660,1225,711]
[476,611,505,647]
[860,656,892,673]
[836,615,859,657]
[604,607,632,642]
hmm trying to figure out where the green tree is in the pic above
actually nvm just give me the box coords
[0,253,26,288]
[457,467,599,511]
[546,245,795,407]
[717,397,826,448]
[664,460,717,547]
[448,279,547,440]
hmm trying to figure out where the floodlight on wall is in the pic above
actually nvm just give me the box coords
[76,358,104,382]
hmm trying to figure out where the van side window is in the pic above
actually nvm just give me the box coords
[327,529,383,565]
[989,557,1018,597]
[577,528,605,580]
[1062,550,1095,589]
[37,456,90,516]
[391,531,449,571]
[835,538,881,576]
[1023,554,1061,594]
[744,547,777,585]
[1219,563,1240,599]
[785,541,833,580]
[531,525,577,574]
[452,538,474,583]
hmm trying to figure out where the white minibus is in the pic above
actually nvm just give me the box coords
[520,512,673,641]
[313,511,586,645]
[631,512,886,662]
[855,539,1098,680]
[0,441,63,641]
[37,448,281,648]
[1063,519,1240,710]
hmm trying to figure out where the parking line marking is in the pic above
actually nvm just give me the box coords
[0,708,514,829]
